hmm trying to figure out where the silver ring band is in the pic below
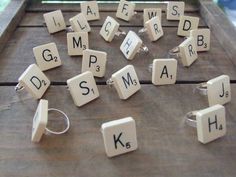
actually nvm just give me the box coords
[185,111,199,128]
[15,83,24,92]
[46,108,70,135]
[195,83,208,96]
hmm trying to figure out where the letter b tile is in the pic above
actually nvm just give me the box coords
[33,42,62,71]
[101,117,138,157]
[17,64,50,99]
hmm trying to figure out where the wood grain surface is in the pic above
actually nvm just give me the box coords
[0,26,235,83]
[0,85,235,177]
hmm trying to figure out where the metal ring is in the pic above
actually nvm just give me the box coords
[138,43,149,53]
[106,78,114,88]
[45,108,70,135]
[115,28,127,37]
[138,27,147,34]
[15,83,24,92]
[185,111,198,128]
[195,83,208,96]
[148,63,153,72]
[168,47,180,57]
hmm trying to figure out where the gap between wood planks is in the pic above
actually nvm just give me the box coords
[1,80,236,86]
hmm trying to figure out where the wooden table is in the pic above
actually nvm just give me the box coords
[0,1,236,176]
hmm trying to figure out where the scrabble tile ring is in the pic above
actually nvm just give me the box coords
[184,105,226,144]
[46,108,70,135]
[194,75,231,106]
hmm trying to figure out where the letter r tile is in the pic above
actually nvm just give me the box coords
[101,117,138,157]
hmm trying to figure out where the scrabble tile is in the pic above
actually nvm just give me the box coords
[116,0,136,22]
[207,75,231,106]
[69,13,91,32]
[120,31,142,60]
[67,71,99,107]
[101,117,138,157]
[82,49,107,78]
[18,64,50,99]
[152,59,177,85]
[31,99,48,143]
[43,10,66,34]
[167,1,185,20]
[196,104,226,144]
[179,37,198,67]
[33,42,62,71]
[100,16,120,42]
[177,15,199,37]
[190,29,211,52]
[111,65,141,100]
[145,16,164,41]
[67,32,89,56]
[81,1,100,21]
[143,8,162,25]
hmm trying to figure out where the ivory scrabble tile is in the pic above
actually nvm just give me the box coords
[101,117,138,157]
[190,29,211,52]
[43,10,66,34]
[111,65,141,100]
[33,42,62,71]
[67,71,99,107]
[167,1,185,20]
[177,15,199,37]
[31,99,48,143]
[116,0,136,22]
[120,31,142,60]
[81,1,100,21]
[179,37,198,67]
[145,16,164,41]
[18,64,50,99]
[100,16,120,42]
[69,13,91,32]
[82,49,107,77]
[196,104,226,144]
[143,8,162,25]
[152,59,177,85]
[207,75,231,106]
[67,32,89,56]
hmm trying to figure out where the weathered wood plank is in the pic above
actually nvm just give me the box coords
[19,11,207,27]
[0,0,27,53]
[199,0,236,65]
[26,2,199,12]
[0,85,235,177]
[0,27,235,83]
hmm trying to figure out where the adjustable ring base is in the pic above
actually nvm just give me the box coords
[45,108,70,135]
[185,111,198,128]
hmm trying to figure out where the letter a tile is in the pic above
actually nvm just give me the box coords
[33,42,62,71]
[81,1,100,21]
[196,104,226,144]
[67,71,99,107]
[101,117,138,157]
[111,65,141,100]
[152,59,177,85]
[17,64,50,99]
